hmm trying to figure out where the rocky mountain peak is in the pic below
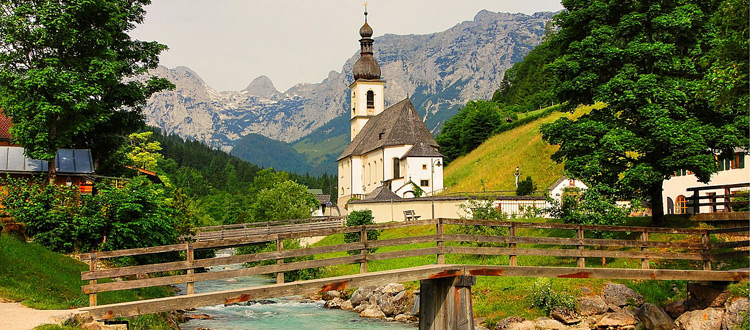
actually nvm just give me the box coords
[243,75,278,98]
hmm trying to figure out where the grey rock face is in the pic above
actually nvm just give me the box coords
[350,286,376,307]
[142,11,555,161]
[534,317,565,329]
[324,297,344,309]
[675,308,724,330]
[602,282,645,307]
[495,316,526,330]
[360,305,386,318]
[722,298,749,330]
[578,295,610,316]
[636,303,675,330]
[597,312,639,328]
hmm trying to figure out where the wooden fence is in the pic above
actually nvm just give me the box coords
[184,217,346,242]
[80,218,749,307]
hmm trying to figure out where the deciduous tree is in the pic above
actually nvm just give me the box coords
[0,0,172,179]
[541,0,748,224]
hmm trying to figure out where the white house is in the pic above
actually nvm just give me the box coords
[547,177,588,203]
[337,11,444,208]
[662,150,748,215]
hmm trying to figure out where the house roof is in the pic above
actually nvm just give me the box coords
[338,98,438,160]
[364,186,402,201]
[0,113,13,141]
[0,147,94,174]
[401,141,443,159]
[315,194,331,205]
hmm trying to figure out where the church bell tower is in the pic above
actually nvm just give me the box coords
[349,6,385,141]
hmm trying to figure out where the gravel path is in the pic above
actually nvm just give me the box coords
[0,302,78,330]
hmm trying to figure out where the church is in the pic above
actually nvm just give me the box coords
[337,10,444,208]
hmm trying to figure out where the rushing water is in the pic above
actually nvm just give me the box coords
[176,249,416,330]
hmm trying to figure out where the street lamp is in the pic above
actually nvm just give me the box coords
[430,159,442,219]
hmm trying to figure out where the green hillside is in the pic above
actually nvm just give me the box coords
[443,104,599,193]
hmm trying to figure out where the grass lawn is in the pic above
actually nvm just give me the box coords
[0,233,175,329]
[443,103,605,193]
[309,215,747,325]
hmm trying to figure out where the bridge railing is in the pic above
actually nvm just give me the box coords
[80,218,749,307]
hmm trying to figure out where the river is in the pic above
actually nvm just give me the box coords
[176,249,416,330]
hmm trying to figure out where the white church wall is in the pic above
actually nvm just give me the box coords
[548,178,588,203]
[403,156,444,195]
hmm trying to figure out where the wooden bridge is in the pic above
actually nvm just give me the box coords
[79,218,749,329]
[182,216,345,242]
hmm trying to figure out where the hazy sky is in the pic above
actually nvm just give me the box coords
[130,0,564,92]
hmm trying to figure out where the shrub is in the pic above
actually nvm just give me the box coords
[547,185,631,237]
[0,176,179,256]
[344,210,380,255]
[528,279,577,315]
[516,176,537,196]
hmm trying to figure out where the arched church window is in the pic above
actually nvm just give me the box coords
[393,158,400,178]
[367,90,375,109]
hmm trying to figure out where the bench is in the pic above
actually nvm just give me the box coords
[404,210,421,221]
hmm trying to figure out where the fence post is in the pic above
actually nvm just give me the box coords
[88,252,97,307]
[360,225,368,273]
[276,237,284,284]
[186,242,195,294]
[576,226,585,268]
[436,219,445,264]
[640,230,649,270]
[509,223,517,266]
[702,232,712,271]
[693,190,700,214]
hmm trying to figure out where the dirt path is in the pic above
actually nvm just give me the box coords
[0,302,78,330]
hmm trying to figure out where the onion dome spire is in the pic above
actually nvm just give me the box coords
[353,3,381,80]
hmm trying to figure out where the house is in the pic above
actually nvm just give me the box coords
[547,177,588,203]
[0,113,96,193]
[663,150,748,214]
[337,10,444,208]
[307,189,332,216]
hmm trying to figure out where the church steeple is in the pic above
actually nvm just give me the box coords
[349,4,385,142]
[353,6,380,80]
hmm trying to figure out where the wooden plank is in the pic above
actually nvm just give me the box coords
[686,183,749,192]
[442,234,703,250]
[709,251,750,261]
[83,255,363,294]
[440,218,710,234]
[709,227,750,234]
[443,246,707,261]
[79,244,187,261]
[365,235,440,249]
[79,264,463,319]
[462,265,749,282]
[366,247,440,261]
[84,242,367,281]
[712,240,750,249]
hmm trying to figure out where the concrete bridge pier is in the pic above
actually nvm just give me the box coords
[419,275,476,330]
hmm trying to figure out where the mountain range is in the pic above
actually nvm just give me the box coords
[142,10,555,175]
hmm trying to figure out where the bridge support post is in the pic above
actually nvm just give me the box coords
[88,252,97,307]
[186,242,195,295]
[276,238,284,284]
[419,276,475,330]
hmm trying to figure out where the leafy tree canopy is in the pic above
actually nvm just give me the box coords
[541,0,748,223]
[249,180,318,222]
[0,0,172,165]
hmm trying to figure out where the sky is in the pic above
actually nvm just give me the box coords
[130,0,564,92]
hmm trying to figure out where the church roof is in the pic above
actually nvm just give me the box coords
[364,185,402,201]
[401,141,443,159]
[338,98,438,160]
